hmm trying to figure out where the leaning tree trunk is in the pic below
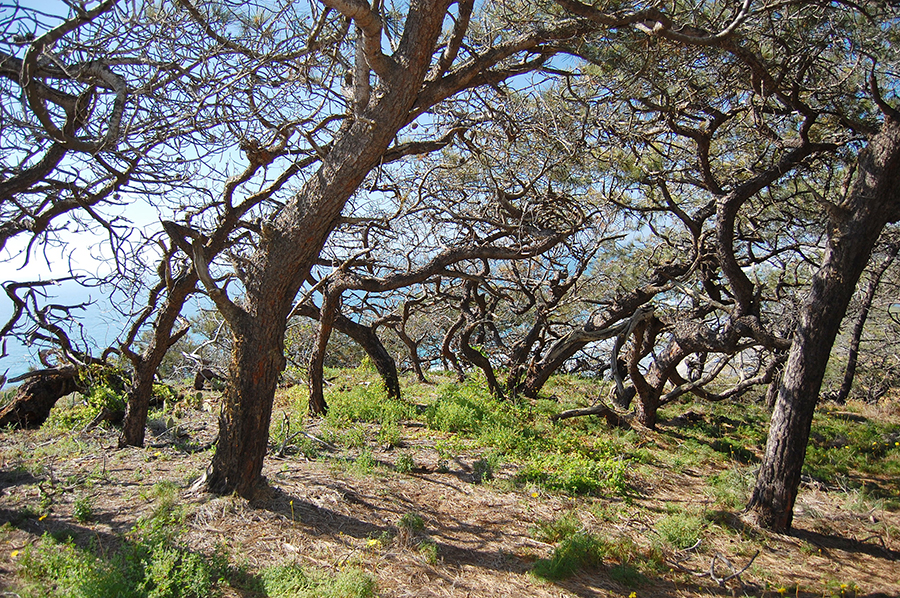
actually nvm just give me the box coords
[340,317,401,399]
[0,366,79,428]
[119,271,196,447]
[307,289,340,415]
[747,113,900,532]
[294,303,401,401]
[460,319,503,398]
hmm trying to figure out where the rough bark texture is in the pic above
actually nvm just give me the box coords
[0,366,78,428]
[205,314,286,497]
[204,2,457,497]
[748,114,900,532]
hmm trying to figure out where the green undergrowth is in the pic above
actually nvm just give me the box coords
[315,372,641,496]
[283,368,900,506]
[9,477,376,598]
[803,405,900,501]
[530,510,663,583]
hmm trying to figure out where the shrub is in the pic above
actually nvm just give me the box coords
[655,512,705,549]
[532,532,605,580]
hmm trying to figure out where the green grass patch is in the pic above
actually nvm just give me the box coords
[258,562,376,598]
[517,452,629,496]
[532,532,606,580]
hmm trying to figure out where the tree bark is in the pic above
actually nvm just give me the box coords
[308,289,340,415]
[748,113,900,532]
[294,303,400,400]
[119,271,196,447]
[203,2,457,497]
[205,314,286,497]
[0,366,78,428]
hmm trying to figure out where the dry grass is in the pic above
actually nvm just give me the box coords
[0,388,898,598]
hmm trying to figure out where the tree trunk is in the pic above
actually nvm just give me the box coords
[119,271,196,447]
[441,313,466,381]
[118,363,156,446]
[205,316,286,497]
[308,290,339,415]
[748,113,900,532]
[460,319,503,398]
[0,366,78,428]
[294,303,400,400]
[338,317,401,399]
[202,4,454,497]
[834,243,899,404]
[395,326,428,384]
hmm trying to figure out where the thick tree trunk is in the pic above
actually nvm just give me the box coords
[205,316,286,497]
[631,328,685,429]
[395,327,428,384]
[202,4,454,497]
[748,114,900,532]
[0,366,78,428]
[522,342,584,398]
[119,363,156,446]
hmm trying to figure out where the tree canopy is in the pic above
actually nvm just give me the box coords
[2,0,899,533]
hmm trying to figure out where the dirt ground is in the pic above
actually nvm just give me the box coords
[0,411,898,598]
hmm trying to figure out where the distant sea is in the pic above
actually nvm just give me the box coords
[0,279,132,384]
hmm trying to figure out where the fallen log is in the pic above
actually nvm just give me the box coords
[0,366,79,428]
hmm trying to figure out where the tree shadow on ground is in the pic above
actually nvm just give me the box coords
[253,477,743,598]
[791,527,900,561]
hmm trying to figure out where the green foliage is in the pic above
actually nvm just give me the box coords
[18,535,138,598]
[531,511,582,544]
[258,561,375,598]
[325,378,415,428]
[152,384,180,407]
[16,533,228,598]
[424,381,511,434]
[532,532,605,580]
[517,453,629,496]
[654,512,705,549]
[394,452,415,474]
[259,562,310,597]
[351,450,377,474]
[398,512,425,532]
[418,539,438,565]
[804,406,900,497]
[139,542,223,598]
[705,466,755,509]
[45,365,130,431]
[472,456,494,483]
[377,421,402,448]
[73,494,94,523]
